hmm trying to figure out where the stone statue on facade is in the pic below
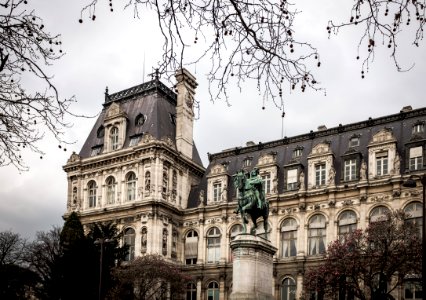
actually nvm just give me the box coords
[328,166,336,185]
[393,154,400,175]
[360,160,367,180]
[232,168,269,238]
[198,189,205,207]
[299,170,305,190]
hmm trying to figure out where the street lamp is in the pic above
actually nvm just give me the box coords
[94,238,112,300]
[403,174,426,297]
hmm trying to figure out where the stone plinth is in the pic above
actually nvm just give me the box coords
[229,234,277,300]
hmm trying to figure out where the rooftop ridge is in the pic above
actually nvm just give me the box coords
[104,79,177,105]
[208,107,426,162]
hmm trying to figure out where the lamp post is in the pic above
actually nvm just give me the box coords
[403,174,426,296]
[94,238,112,300]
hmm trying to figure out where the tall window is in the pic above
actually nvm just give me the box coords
[213,182,222,202]
[344,159,357,181]
[375,151,388,176]
[370,206,389,222]
[287,169,298,190]
[88,181,97,208]
[207,282,219,300]
[338,210,357,240]
[124,228,135,261]
[207,227,221,263]
[172,170,178,202]
[281,277,296,300]
[281,218,297,258]
[162,229,168,255]
[110,126,119,150]
[409,146,423,171]
[162,166,169,200]
[308,214,326,255]
[106,176,116,204]
[261,172,271,194]
[405,202,423,237]
[185,230,198,265]
[126,172,136,201]
[315,164,326,186]
[404,281,422,300]
[172,230,178,258]
[186,283,197,300]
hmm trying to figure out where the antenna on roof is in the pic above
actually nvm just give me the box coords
[142,51,146,83]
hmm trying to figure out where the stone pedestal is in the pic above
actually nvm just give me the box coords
[230,234,277,300]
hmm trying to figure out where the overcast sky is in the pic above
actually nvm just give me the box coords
[1,0,425,239]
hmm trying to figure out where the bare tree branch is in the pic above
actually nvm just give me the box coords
[0,0,88,171]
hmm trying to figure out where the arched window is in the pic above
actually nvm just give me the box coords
[308,214,326,255]
[126,172,137,201]
[97,125,105,138]
[186,283,197,300]
[106,176,116,204]
[370,206,389,223]
[405,202,423,237]
[256,220,272,240]
[88,181,97,208]
[281,218,297,258]
[281,277,296,300]
[124,228,135,261]
[135,113,146,126]
[185,230,198,265]
[207,281,219,300]
[110,126,119,150]
[338,210,357,240]
[207,227,221,263]
[230,224,243,241]
[141,227,147,254]
[144,171,151,196]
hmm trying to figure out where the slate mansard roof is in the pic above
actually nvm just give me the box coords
[79,78,203,166]
[187,106,426,208]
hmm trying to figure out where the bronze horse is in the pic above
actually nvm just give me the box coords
[233,169,269,239]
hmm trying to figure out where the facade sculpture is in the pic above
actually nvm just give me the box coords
[63,71,426,300]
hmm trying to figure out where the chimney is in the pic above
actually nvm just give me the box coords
[175,68,198,159]
[317,125,327,131]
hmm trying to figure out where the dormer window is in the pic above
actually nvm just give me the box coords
[90,145,103,157]
[135,114,146,126]
[97,126,105,138]
[129,134,142,146]
[349,137,360,147]
[110,127,119,150]
[293,148,303,158]
[412,123,424,134]
[243,158,252,168]
[375,151,388,176]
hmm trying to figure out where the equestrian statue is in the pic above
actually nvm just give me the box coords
[233,168,269,239]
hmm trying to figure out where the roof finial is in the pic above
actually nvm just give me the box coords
[104,86,109,102]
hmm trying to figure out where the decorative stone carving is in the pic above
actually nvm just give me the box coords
[67,152,81,163]
[328,166,336,186]
[198,190,205,207]
[360,160,367,180]
[342,199,353,206]
[392,154,400,175]
[299,171,305,190]
[328,199,336,207]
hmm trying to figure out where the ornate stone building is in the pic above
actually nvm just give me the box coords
[63,69,425,300]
